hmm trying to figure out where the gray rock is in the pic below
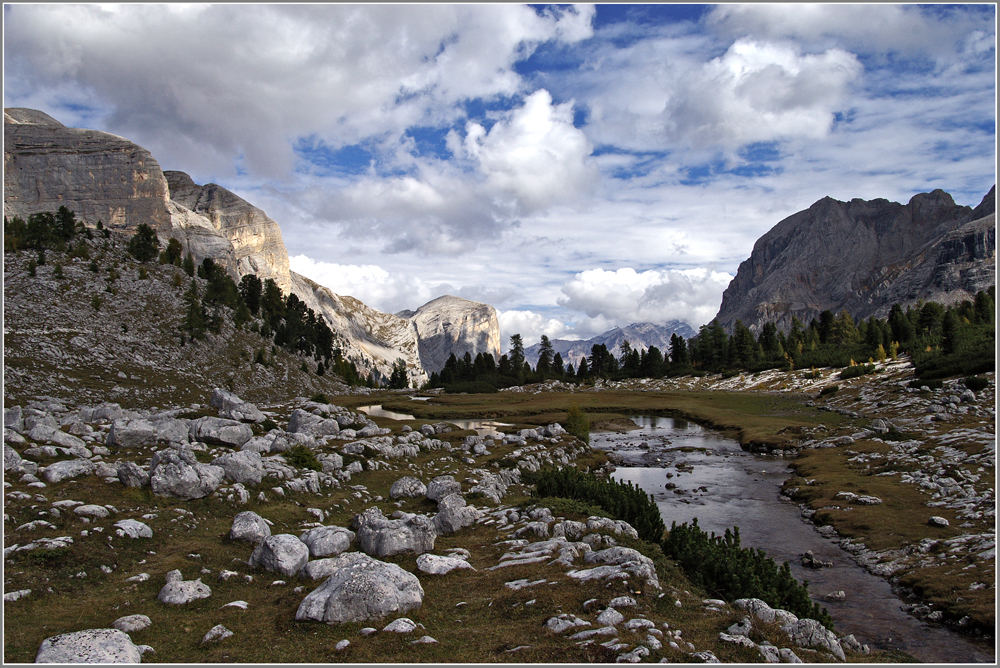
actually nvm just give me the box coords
[582,546,660,590]
[116,461,150,488]
[425,474,461,502]
[41,459,95,484]
[158,577,212,605]
[688,650,720,663]
[389,475,427,499]
[781,618,845,661]
[114,519,153,539]
[302,558,340,581]
[111,614,152,633]
[74,504,111,519]
[188,416,253,448]
[149,447,225,500]
[545,613,590,633]
[228,511,271,543]
[778,648,803,663]
[4,443,24,472]
[299,525,355,558]
[928,516,950,527]
[596,607,625,626]
[287,409,340,437]
[108,417,188,448]
[211,450,265,485]
[201,624,233,644]
[382,617,419,633]
[295,552,424,624]
[210,388,266,423]
[432,493,479,535]
[415,553,475,575]
[5,406,24,432]
[36,628,144,663]
[249,534,309,577]
[353,507,436,557]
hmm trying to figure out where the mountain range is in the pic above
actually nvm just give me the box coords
[523,321,696,368]
[3,108,500,382]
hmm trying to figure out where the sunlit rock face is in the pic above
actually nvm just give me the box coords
[399,295,502,373]
[715,187,996,332]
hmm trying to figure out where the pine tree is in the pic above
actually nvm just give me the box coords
[127,223,160,262]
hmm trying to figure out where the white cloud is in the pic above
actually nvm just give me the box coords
[498,310,574,351]
[558,267,734,329]
[288,254,439,315]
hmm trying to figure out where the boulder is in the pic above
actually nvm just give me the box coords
[149,448,225,500]
[211,450,265,485]
[36,628,144,663]
[201,624,234,644]
[5,406,24,432]
[415,553,475,575]
[116,461,150,488]
[545,613,590,633]
[158,577,212,605]
[287,409,340,438]
[248,534,309,577]
[114,519,153,539]
[41,459,95,484]
[108,417,188,448]
[4,444,23,472]
[229,511,271,543]
[112,614,152,633]
[295,552,424,624]
[353,507,436,557]
[432,493,479,535]
[389,475,427,499]
[425,474,461,502]
[210,388,265,423]
[583,546,660,590]
[928,516,950,527]
[188,417,253,448]
[299,526,355,558]
[781,618,845,662]
[74,504,111,519]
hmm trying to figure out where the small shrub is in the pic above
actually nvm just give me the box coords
[68,242,90,260]
[90,294,102,311]
[839,364,877,380]
[908,379,943,390]
[564,405,590,445]
[260,418,278,432]
[53,263,64,279]
[818,385,839,397]
[285,445,321,471]
[27,260,36,277]
[310,392,330,404]
[963,375,990,393]
[89,259,99,272]
[802,369,821,380]
[138,266,149,280]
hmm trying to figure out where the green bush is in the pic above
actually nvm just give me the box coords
[525,467,664,543]
[564,406,590,445]
[285,445,321,471]
[310,392,330,404]
[907,379,943,390]
[838,363,877,380]
[818,385,839,397]
[963,375,990,393]
[662,519,834,629]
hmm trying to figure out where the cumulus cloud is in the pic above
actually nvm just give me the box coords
[558,267,733,330]
[498,310,575,351]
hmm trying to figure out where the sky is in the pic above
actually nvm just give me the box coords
[4,3,996,349]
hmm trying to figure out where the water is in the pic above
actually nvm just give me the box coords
[356,406,513,438]
[592,415,995,663]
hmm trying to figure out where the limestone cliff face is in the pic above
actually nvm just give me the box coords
[291,273,428,387]
[4,108,173,233]
[165,171,292,294]
[715,187,996,332]
[399,295,501,373]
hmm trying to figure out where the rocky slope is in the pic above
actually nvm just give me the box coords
[398,296,501,373]
[524,321,696,367]
[715,187,996,332]
[4,108,486,383]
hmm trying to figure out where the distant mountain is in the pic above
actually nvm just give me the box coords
[523,321,696,367]
[715,187,996,332]
[397,295,501,373]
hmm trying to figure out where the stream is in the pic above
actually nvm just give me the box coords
[356,405,513,438]
[592,415,995,664]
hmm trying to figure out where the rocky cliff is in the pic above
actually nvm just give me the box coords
[715,187,996,332]
[524,321,696,367]
[398,296,501,373]
[3,107,479,384]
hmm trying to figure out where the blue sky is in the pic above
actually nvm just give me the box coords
[4,3,996,346]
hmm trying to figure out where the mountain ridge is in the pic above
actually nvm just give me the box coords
[523,320,696,367]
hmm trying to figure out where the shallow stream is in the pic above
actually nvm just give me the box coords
[592,415,994,663]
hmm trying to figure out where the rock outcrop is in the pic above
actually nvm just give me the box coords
[399,295,501,373]
[715,187,996,332]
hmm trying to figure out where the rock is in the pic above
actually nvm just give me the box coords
[781,618,845,661]
[229,511,272,543]
[824,590,846,602]
[35,628,144,663]
[382,617,419,633]
[114,519,153,539]
[211,450,265,485]
[286,409,340,438]
[40,459,95,484]
[727,617,753,636]
[596,607,625,626]
[432,493,479,535]
[112,614,152,633]
[302,559,341,581]
[800,551,833,569]
[688,650,720,663]
[188,416,253,448]
[201,624,233,644]
[4,443,23,472]
[410,635,438,645]
[719,631,757,648]
[545,614,590,633]
[117,461,150,488]
[582,546,660,590]
[108,417,188,449]
[402,295,501,379]
[425,475,461,502]
[157,576,212,605]
[5,589,31,602]
[295,552,424,624]
[248,534,309,577]
[352,507,436,557]
[778,648,803,663]
[335,640,350,651]
[74,504,111,519]
[416,553,475,575]
[299,526,355,558]
[149,447,225,500]
[928,516,950,527]
[210,388,266,423]
[389,475,427,499]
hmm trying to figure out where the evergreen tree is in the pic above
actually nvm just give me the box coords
[183,280,207,339]
[127,223,160,262]
[552,352,565,379]
[239,274,263,315]
[509,334,526,383]
[160,238,183,265]
[388,359,409,389]
[536,335,555,378]
[182,253,195,277]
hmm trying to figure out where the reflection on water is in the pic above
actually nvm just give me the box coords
[356,406,513,438]
[593,416,994,664]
